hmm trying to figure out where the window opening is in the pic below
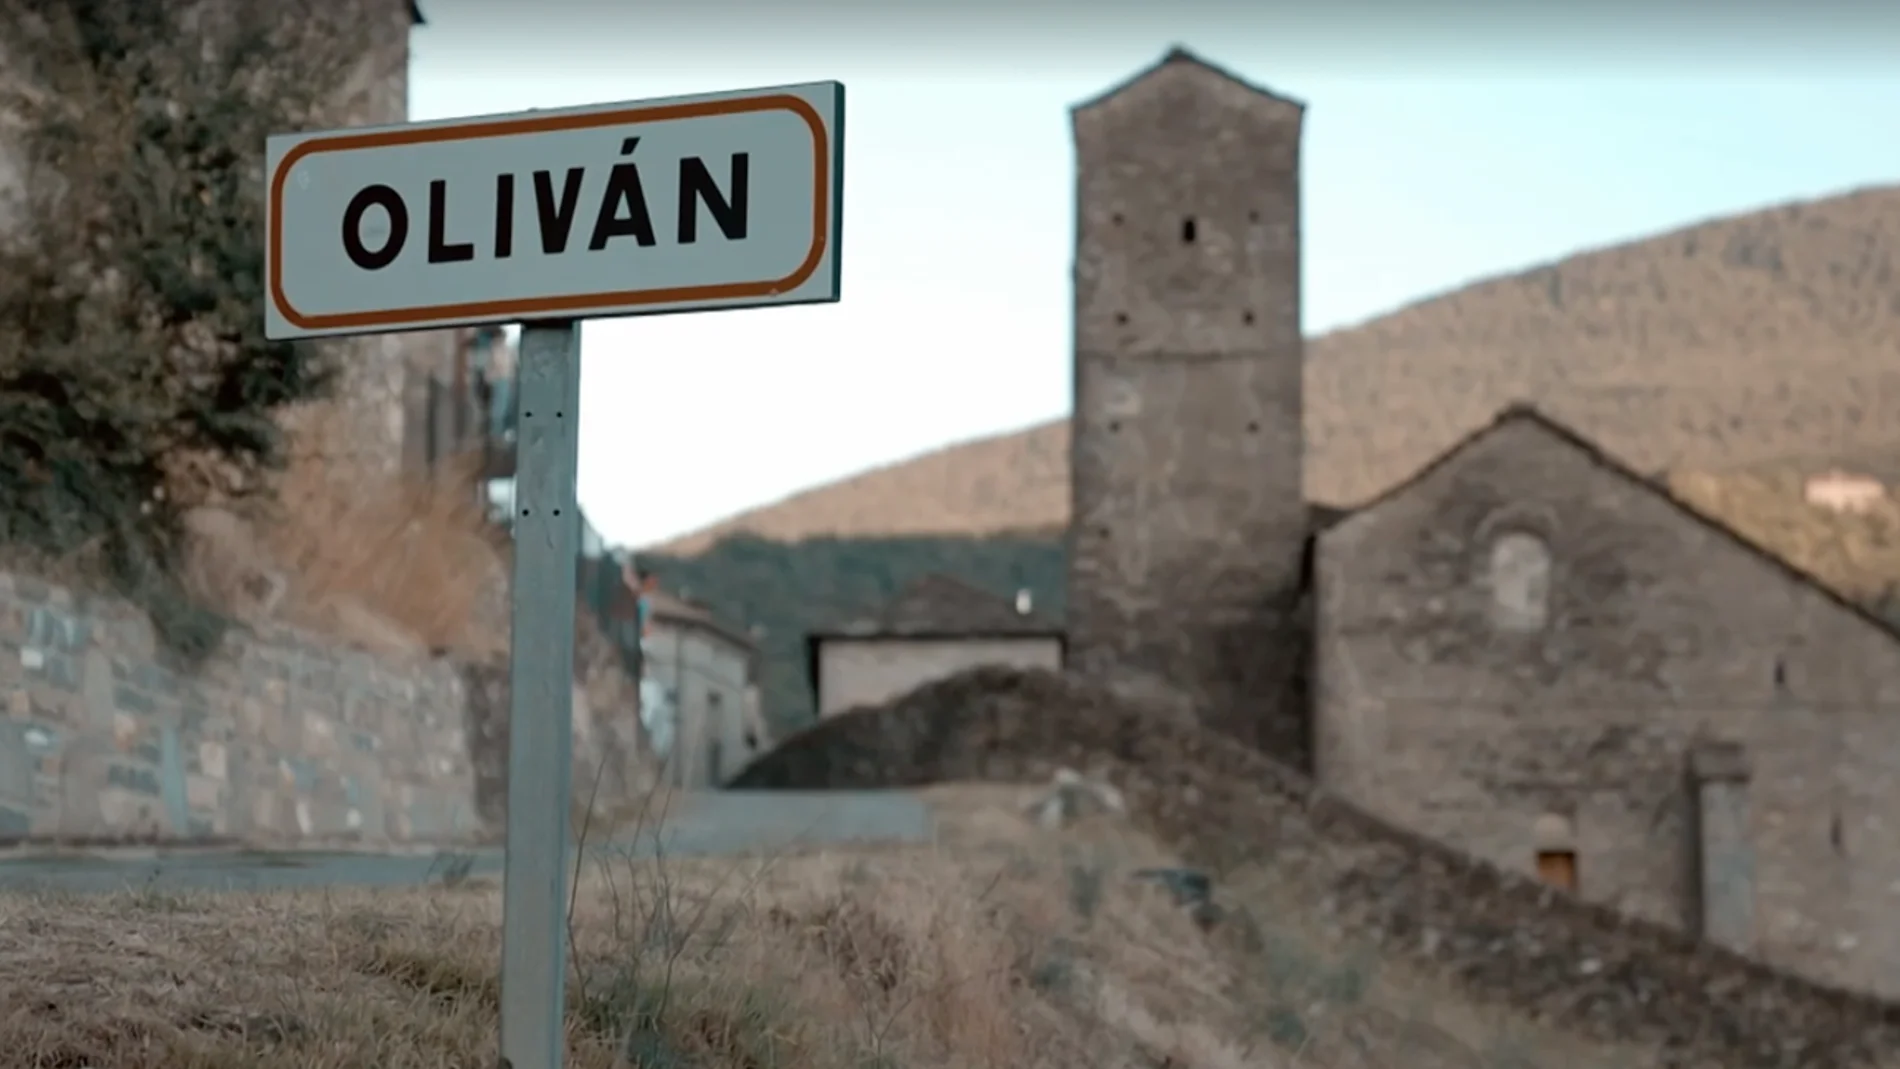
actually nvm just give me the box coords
[1535,849,1577,891]
[1488,531,1552,631]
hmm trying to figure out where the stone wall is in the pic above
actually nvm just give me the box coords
[300,0,463,482]
[1067,51,1311,764]
[1313,413,1900,997]
[434,544,658,824]
[642,615,756,788]
[0,570,479,845]
[461,606,657,825]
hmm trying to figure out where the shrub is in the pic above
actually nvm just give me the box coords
[0,0,387,657]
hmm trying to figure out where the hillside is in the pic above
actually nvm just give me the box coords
[1668,464,1900,608]
[658,185,1900,555]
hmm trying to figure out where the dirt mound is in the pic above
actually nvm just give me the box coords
[728,666,1900,1069]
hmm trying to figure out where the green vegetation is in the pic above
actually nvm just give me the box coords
[638,533,1067,732]
[0,0,374,657]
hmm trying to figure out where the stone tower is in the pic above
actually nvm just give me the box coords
[290,0,461,480]
[1066,49,1309,759]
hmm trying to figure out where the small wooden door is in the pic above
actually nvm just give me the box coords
[1535,849,1578,891]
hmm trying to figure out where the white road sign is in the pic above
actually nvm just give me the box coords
[261,78,847,1069]
[263,81,844,340]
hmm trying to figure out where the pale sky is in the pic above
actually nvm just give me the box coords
[408,2,1900,550]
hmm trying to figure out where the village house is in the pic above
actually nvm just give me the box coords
[1311,405,1900,994]
[640,587,769,787]
[1805,470,1887,514]
[807,574,1065,719]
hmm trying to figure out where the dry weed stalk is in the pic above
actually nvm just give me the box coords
[260,445,508,656]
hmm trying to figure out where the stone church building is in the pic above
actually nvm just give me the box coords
[1060,48,1900,998]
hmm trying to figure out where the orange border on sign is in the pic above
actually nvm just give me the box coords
[269,93,832,331]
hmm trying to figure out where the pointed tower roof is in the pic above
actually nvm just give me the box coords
[1073,45,1305,114]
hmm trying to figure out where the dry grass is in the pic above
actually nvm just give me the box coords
[659,186,1900,555]
[0,783,1655,1068]
[0,788,1271,1069]
[258,447,511,659]
[924,786,1624,1069]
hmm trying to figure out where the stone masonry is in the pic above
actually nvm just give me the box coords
[459,606,659,825]
[1314,409,1900,997]
[1066,50,1311,763]
[292,0,462,480]
[732,665,1900,1069]
[0,570,479,845]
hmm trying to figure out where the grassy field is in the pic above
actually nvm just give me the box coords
[1,787,1273,1069]
[2,783,1686,1069]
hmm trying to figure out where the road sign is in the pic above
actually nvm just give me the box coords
[497,319,581,1069]
[263,81,845,1069]
[263,80,844,340]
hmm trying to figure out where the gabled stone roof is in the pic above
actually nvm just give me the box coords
[1328,403,1900,641]
[1072,45,1305,114]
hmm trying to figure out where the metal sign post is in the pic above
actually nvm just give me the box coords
[264,80,844,1069]
[497,319,582,1069]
